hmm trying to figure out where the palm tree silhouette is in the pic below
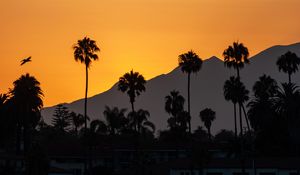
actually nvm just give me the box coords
[165,90,185,130]
[70,112,85,134]
[223,41,249,78]
[223,76,239,137]
[10,73,43,153]
[276,51,300,83]
[275,83,300,119]
[248,75,278,131]
[118,70,146,113]
[224,77,250,174]
[235,79,250,133]
[253,75,278,100]
[274,83,300,153]
[178,50,203,133]
[199,108,216,140]
[89,119,107,135]
[103,106,127,135]
[73,37,100,132]
[223,42,250,136]
[128,109,153,133]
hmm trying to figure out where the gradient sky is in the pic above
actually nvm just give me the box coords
[1,0,300,107]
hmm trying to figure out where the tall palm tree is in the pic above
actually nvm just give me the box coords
[10,73,43,153]
[223,41,249,78]
[223,42,250,174]
[199,108,216,140]
[236,79,250,132]
[165,90,185,129]
[103,106,127,135]
[73,37,100,132]
[223,76,239,137]
[118,70,146,112]
[178,50,203,133]
[276,51,300,83]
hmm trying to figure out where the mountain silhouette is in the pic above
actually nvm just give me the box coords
[42,42,300,134]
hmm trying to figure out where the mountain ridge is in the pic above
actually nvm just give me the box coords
[42,42,300,134]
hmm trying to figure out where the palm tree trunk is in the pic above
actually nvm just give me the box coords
[234,103,237,139]
[241,104,251,132]
[130,101,137,131]
[75,126,78,135]
[84,65,89,175]
[16,123,21,155]
[131,100,135,112]
[187,72,193,175]
[239,102,246,174]
[239,103,243,137]
[23,124,28,153]
[85,65,88,131]
[289,73,291,84]
[239,103,243,136]
[208,127,211,141]
[237,67,240,79]
[187,73,191,134]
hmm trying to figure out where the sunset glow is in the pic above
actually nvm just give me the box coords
[1,0,299,106]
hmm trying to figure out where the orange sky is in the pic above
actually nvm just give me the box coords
[1,0,300,107]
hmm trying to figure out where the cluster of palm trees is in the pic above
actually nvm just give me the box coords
[1,36,300,174]
[49,104,155,138]
[221,42,300,157]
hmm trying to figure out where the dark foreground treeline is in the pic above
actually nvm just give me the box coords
[1,38,300,174]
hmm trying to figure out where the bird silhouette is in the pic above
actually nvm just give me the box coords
[20,56,31,66]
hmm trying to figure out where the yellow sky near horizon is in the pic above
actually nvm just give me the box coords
[0,0,300,107]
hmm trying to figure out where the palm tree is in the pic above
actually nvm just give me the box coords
[199,108,216,140]
[128,109,151,133]
[274,83,300,154]
[224,77,250,173]
[223,41,249,78]
[236,79,250,132]
[73,37,100,132]
[223,76,239,137]
[178,50,203,133]
[248,75,278,131]
[10,73,43,153]
[118,70,146,112]
[253,75,278,100]
[275,83,300,120]
[276,51,300,83]
[103,106,127,135]
[89,119,107,135]
[165,90,185,129]
[69,112,85,134]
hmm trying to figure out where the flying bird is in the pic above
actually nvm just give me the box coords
[20,56,31,66]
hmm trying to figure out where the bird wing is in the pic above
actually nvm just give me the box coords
[20,60,26,65]
[26,56,31,61]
